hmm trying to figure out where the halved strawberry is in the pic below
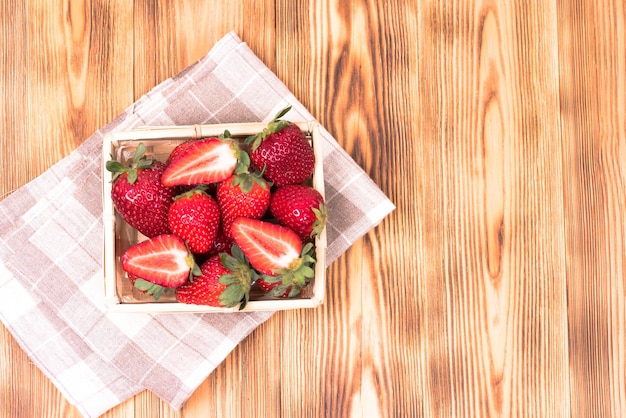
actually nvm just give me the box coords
[166,139,198,165]
[231,218,316,298]
[121,234,198,288]
[161,138,238,186]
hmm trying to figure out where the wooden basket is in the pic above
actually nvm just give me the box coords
[102,122,326,312]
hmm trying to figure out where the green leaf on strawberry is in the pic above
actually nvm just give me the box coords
[175,244,256,309]
[106,142,154,183]
[133,277,167,300]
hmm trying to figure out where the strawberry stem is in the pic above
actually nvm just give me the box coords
[245,105,293,151]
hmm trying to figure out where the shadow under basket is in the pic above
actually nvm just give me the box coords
[102,121,326,313]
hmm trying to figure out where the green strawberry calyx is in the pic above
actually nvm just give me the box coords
[188,251,202,280]
[133,278,168,300]
[218,129,257,176]
[310,203,328,238]
[230,150,271,193]
[217,244,258,309]
[261,242,316,298]
[246,105,293,152]
[106,142,154,184]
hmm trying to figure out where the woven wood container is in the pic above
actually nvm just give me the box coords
[102,122,326,312]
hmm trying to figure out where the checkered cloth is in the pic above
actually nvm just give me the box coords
[0,32,394,417]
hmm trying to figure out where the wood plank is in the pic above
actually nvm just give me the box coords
[274,2,352,416]
[557,1,626,417]
[417,1,569,416]
[274,1,425,416]
[0,0,134,416]
[0,0,28,199]
[133,0,277,100]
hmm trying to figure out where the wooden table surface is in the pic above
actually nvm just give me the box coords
[1,1,625,417]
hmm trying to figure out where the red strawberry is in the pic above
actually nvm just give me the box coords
[161,137,239,187]
[217,170,271,239]
[121,234,198,288]
[231,218,316,298]
[166,139,198,165]
[168,187,221,254]
[270,185,327,240]
[247,106,315,186]
[175,246,255,308]
[210,226,234,255]
[106,143,176,238]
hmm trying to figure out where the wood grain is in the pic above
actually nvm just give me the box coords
[1,0,625,417]
[558,1,626,417]
[418,1,570,416]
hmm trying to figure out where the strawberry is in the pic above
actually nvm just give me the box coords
[161,137,239,187]
[121,234,199,288]
[106,143,176,238]
[216,155,271,238]
[231,217,316,298]
[247,106,315,186]
[168,187,221,254]
[270,185,327,240]
[175,245,256,308]
[166,139,198,165]
[210,226,234,255]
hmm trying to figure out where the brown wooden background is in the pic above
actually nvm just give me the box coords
[1,0,624,417]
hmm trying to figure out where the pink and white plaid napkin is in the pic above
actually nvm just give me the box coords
[0,32,394,417]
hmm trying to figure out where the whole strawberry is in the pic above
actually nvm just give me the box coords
[216,156,271,238]
[106,143,176,238]
[175,245,255,308]
[247,106,315,186]
[270,184,327,240]
[210,226,234,256]
[168,187,221,254]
